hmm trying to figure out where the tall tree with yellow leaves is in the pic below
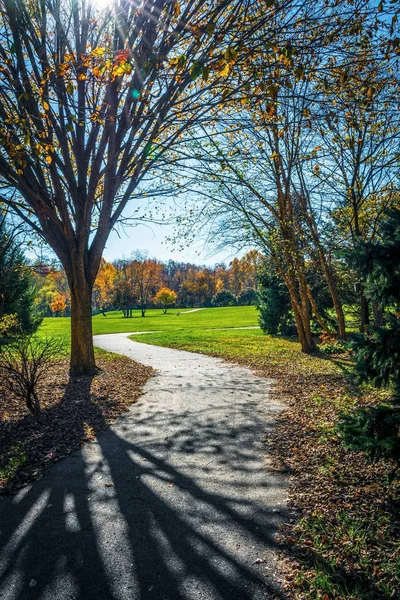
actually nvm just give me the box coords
[0,0,279,373]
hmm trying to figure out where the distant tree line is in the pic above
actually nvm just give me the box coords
[32,250,263,317]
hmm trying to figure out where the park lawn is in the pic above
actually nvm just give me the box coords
[133,327,400,600]
[39,306,258,342]
[131,328,338,376]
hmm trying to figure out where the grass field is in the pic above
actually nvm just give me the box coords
[39,306,259,340]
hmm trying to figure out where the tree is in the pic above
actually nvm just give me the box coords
[134,256,163,317]
[49,292,67,316]
[154,287,177,313]
[313,41,400,332]
[337,209,400,478]
[257,261,292,335]
[0,0,268,373]
[113,258,137,318]
[93,259,117,312]
[33,266,70,316]
[0,212,41,333]
[163,1,399,350]
[212,290,237,307]
[229,258,244,296]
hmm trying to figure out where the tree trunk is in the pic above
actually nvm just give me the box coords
[298,277,316,351]
[285,271,316,353]
[373,301,384,327]
[307,286,331,335]
[329,278,347,339]
[301,200,347,338]
[290,291,313,352]
[319,253,346,338]
[360,291,370,333]
[69,279,96,376]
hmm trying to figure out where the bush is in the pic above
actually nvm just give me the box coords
[212,290,237,307]
[0,335,66,417]
[238,288,258,306]
[337,210,400,479]
[337,405,400,468]
[0,313,20,338]
[337,320,400,475]
[257,263,292,335]
[319,332,350,355]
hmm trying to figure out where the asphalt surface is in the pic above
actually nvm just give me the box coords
[0,333,287,600]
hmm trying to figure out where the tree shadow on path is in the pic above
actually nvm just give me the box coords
[0,373,288,600]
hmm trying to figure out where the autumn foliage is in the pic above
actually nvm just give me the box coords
[154,287,178,313]
[33,250,262,315]
[49,293,67,316]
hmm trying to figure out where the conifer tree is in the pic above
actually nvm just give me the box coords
[338,209,400,477]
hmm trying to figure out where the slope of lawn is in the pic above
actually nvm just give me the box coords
[39,305,258,340]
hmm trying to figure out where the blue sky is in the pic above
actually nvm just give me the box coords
[102,220,241,266]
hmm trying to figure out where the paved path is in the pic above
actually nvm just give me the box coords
[0,334,287,600]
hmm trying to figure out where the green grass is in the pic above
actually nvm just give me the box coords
[130,327,341,376]
[39,306,259,341]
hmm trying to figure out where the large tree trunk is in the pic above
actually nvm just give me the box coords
[69,274,96,376]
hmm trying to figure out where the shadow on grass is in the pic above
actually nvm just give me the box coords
[0,372,111,494]
[0,374,288,600]
[281,541,390,599]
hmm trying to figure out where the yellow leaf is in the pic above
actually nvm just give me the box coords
[91,47,105,57]
[169,57,179,68]
[43,101,50,111]
[173,2,180,17]
[92,65,102,78]
[218,62,230,77]
[45,155,52,165]
[66,82,74,94]
[58,63,69,77]
[77,74,86,81]
[113,63,132,77]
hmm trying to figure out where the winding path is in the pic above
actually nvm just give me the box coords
[0,333,287,600]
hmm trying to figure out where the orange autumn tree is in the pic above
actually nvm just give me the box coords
[50,292,67,316]
[93,259,117,312]
[154,287,177,313]
[0,0,277,374]
[133,256,163,317]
